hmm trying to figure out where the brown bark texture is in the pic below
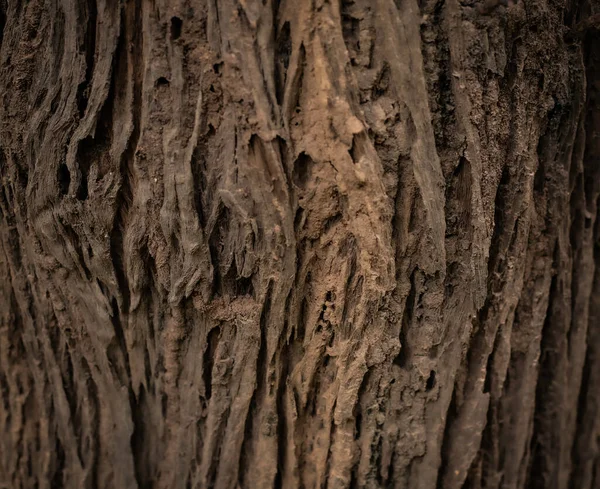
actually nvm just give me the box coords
[1,0,600,487]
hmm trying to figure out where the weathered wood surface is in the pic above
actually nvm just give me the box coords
[0,0,599,487]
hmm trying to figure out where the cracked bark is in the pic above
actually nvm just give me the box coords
[1,0,600,488]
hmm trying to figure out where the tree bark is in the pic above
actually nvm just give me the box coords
[0,0,599,488]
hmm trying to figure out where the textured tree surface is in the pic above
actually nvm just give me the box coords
[1,0,600,488]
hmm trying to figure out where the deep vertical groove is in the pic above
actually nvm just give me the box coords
[528,241,561,489]
[76,0,97,117]
[109,0,143,313]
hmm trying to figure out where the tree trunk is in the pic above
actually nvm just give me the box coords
[0,0,599,487]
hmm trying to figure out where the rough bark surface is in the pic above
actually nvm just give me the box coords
[1,0,599,488]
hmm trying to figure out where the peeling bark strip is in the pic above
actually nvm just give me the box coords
[0,0,599,487]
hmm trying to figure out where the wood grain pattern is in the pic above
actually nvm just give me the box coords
[0,0,599,487]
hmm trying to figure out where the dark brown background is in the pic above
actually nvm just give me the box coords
[0,0,599,487]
